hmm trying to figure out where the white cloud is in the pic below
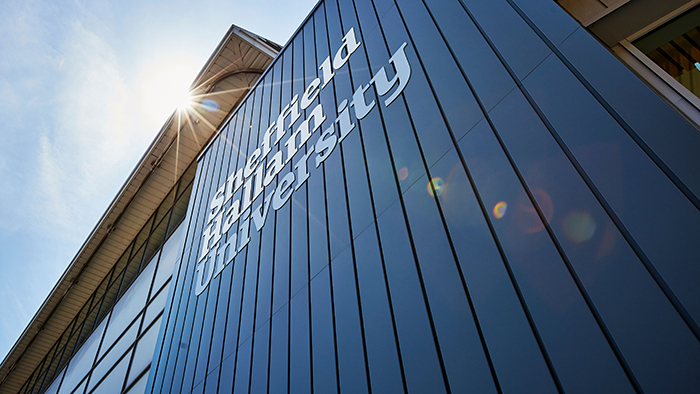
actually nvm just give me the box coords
[33,20,154,242]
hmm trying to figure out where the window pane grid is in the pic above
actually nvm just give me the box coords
[21,168,194,394]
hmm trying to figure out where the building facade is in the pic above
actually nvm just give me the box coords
[147,0,700,393]
[3,0,700,393]
[0,27,278,394]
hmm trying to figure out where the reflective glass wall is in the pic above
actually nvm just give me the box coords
[149,0,700,393]
[20,163,196,394]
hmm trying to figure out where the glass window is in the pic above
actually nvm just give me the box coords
[57,317,107,394]
[633,6,700,100]
[89,349,131,394]
[152,222,185,294]
[102,260,156,348]
[67,379,85,394]
[43,368,65,394]
[90,322,138,392]
[144,288,167,329]
[143,218,168,269]
[126,316,163,387]
[123,373,148,394]
[169,182,192,238]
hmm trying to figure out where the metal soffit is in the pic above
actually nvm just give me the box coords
[0,25,278,394]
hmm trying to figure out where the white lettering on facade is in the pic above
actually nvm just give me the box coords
[194,31,412,295]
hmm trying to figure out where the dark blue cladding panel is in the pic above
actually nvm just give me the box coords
[248,319,270,394]
[460,0,551,79]
[331,247,369,394]
[377,201,446,394]
[289,287,311,394]
[490,88,699,393]
[507,0,579,45]
[353,226,404,393]
[310,266,338,394]
[402,174,498,394]
[429,148,559,394]
[148,0,700,393]
[460,120,637,394]
[563,29,700,200]
[524,55,700,328]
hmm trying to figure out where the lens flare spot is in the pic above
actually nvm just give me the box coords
[197,99,220,114]
[493,201,507,219]
[596,224,617,259]
[398,167,408,181]
[427,177,444,197]
[562,211,596,243]
[516,189,554,234]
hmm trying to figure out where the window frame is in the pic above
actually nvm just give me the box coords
[613,0,700,128]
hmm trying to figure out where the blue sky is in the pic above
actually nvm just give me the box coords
[0,0,317,362]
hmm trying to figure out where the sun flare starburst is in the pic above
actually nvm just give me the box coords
[177,91,194,111]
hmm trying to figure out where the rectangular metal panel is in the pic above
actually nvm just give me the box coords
[148,1,700,393]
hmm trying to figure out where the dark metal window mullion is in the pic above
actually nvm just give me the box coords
[23,355,46,394]
[90,264,117,339]
[66,289,100,366]
[116,225,145,299]
[49,318,82,393]
[34,334,65,394]
[136,209,159,274]
[147,208,174,302]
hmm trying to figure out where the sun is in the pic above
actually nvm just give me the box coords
[136,55,200,130]
[177,91,194,111]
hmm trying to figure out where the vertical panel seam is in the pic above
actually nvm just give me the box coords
[509,1,700,211]
[454,0,646,391]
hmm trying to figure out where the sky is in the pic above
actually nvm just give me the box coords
[0,0,317,362]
